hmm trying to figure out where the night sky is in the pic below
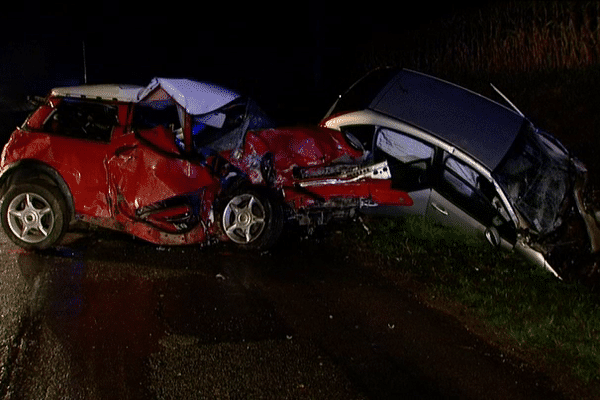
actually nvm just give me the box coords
[0,4,472,124]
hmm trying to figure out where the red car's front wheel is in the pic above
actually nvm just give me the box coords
[221,188,283,250]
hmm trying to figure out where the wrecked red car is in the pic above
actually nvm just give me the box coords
[0,78,411,250]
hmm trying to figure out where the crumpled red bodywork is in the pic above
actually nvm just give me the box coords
[226,126,412,209]
[0,80,412,247]
[227,126,362,183]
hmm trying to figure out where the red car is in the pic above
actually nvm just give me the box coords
[0,78,411,250]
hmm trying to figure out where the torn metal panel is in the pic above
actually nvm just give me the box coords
[137,78,240,115]
[235,126,365,185]
[106,139,218,217]
[197,98,276,153]
[298,161,392,187]
[79,212,211,246]
[301,180,413,206]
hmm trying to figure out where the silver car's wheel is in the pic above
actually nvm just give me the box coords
[221,189,283,249]
[1,181,68,250]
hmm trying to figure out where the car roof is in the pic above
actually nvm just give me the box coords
[137,77,240,116]
[325,68,525,170]
[365,69,526,170]
[51,84,144,102]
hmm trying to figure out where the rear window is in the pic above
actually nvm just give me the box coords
[326,68,398,118]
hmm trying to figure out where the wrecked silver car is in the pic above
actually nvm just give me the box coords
[321,68,600,283]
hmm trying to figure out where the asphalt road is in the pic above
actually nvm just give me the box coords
[0,227,567,399]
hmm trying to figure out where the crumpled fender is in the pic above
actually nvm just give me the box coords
[234,126,363,185]
[289,179,413,208]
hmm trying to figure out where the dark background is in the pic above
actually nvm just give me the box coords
[0,4,473,125]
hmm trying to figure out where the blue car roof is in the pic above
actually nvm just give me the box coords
[370,69,525,170]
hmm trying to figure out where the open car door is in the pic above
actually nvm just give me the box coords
[361,127,435,217]
[427,154,516,249]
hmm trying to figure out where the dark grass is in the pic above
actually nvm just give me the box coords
[341,216,600,389]
[342,1,600,394]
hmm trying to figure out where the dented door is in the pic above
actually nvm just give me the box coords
[106,127,219,233]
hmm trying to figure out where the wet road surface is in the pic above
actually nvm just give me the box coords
[0,227,567,399]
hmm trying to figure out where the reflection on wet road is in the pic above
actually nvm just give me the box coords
[0,229,565,399]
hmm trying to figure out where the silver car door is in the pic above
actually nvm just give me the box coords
[427,189,487,237]
[362,127,435,217]
[426,155,515,249]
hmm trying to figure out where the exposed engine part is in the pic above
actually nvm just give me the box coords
[295,207,357,226]
[292,196,359,227]
[298,161,391,187]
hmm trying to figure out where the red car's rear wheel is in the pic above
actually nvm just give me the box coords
[1,180,69,250]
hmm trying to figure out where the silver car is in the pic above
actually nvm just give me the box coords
[321,68,600,283]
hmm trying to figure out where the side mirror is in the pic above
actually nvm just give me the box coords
[485,227,501,248]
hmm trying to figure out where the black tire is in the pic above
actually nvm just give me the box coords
[1,180,69,250]
[220,188,283,250]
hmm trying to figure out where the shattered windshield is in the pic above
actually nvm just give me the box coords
[190,97,276,153]
[493,123,573,234]
[133,97,276,154]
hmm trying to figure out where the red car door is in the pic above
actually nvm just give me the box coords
[105,125,219,236]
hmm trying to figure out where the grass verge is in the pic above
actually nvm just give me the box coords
[342,215,600,396]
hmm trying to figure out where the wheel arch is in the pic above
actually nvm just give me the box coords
[0,160,75,222]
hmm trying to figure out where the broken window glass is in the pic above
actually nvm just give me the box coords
[44,99,118,142]
[191,98,276,153]
[494,124,572,234]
